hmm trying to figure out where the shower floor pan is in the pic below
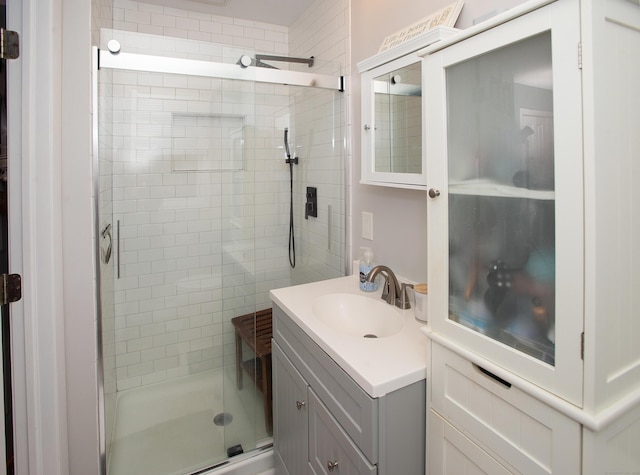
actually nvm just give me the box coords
[108,368,270,475]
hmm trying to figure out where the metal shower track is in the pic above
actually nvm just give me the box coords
[97,48,345,92]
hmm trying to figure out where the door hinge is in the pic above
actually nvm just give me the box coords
[578,42,582,70]
[1,29,20,60]
[0,274,22,305]
[580,331,585,360]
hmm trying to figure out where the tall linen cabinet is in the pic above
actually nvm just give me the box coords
[421,0,640,473]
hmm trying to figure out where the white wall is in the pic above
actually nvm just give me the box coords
[350,0,528,282]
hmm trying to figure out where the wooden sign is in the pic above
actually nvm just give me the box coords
[379,1,464,53]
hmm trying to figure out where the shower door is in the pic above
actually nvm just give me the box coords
[96,48,265,475]
[94,33,346,475]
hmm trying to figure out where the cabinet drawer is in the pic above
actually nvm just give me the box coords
[273,305,379,462]
[431,342,580,474]
[309,389,377,475]
[429,409,514,475]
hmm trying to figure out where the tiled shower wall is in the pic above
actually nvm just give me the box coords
[289,0,349,286]
[101,0,348,392]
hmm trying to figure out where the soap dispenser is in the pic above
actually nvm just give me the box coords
[359,247,378,292]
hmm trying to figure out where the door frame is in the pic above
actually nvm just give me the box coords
[7,0,74,473]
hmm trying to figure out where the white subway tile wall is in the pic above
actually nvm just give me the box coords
[100,0,348,392]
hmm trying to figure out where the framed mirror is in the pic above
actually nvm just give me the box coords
[360,53,426,188]
[357,26,458,189]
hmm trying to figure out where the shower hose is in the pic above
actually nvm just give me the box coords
[284,128,297,268]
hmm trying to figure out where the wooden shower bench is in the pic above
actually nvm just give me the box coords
[231,308,273,434]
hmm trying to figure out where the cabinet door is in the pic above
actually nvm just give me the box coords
[361,53,426,189]
[429,409,515,475]
[424,0,584,405]
[273,342,310,475]
[308,390,377,475]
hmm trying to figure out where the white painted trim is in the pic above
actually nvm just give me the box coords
[8,0,70,473]
[61,0,101,472]
[6,1,30,472]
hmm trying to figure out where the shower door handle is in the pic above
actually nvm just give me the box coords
[101,223,112,264]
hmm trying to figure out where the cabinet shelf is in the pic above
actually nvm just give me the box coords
[449,179,555,200]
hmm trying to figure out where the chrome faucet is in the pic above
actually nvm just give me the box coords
[365,265,413,309]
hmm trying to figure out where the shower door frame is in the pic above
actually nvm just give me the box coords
[92,45,346,475]
[98,49,345,92]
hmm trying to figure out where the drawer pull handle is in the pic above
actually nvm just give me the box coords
[327,460,339,471]
[296,400,306,410]
[474,364,512,389]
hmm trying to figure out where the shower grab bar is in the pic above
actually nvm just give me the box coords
[328,205,332,251]
[98,49,343,92]
[116,220,121,279]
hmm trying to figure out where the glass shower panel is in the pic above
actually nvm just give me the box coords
[287,84,346,286]
[446,32,556,364]
[101,64,261,475]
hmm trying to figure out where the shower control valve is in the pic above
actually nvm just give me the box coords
[305,186,318,219]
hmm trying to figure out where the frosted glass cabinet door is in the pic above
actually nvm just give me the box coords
[447,32,557,363]
[424,0,584,406]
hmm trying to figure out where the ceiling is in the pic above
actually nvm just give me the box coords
[141,0,316,26]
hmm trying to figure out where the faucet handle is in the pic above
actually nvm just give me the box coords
[398,283,414,309]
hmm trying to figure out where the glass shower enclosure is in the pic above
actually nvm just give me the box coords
[93,31,345,475]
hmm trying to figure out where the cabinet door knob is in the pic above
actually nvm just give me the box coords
[296,400,306,410]
[364,124,371,131]
[428,188,441,199]
[327,460,339,471]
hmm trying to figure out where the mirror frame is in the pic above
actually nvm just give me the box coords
[360,53,426,189]
[357,25,458,189]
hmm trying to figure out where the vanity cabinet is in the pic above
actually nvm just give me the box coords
[272,304,425,475]
[422,0,640,473]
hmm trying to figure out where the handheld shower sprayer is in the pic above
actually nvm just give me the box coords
[284,128,297,164]
[284,127,291,159]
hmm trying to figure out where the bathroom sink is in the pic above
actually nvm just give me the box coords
[312,293,404,339]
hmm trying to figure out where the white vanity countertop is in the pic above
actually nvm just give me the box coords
[270,275,428,398]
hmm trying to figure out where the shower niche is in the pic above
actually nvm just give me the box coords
[171,113,246,172]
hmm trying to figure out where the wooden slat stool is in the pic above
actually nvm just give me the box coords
[231,308,273,434]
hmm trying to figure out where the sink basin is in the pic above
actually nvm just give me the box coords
[312,293,404,339]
